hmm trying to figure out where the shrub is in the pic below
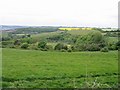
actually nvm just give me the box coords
[54,43,68,51]
[108,43,117,50]
[60,49,66,52]
[40,48,48,51]
[45,45,53,51]
[21,43,29,49]
[29,44,38,50]
[14,39,21,45]
[86,44,100,51]
[75,32,106,51]
[67,48,72,52]
[54,43,64,50]
[63,45,68,50]
[2,37,11,41]
[2,41,13,45]
[100,47,109,52]
[116,41,120,50]
[38,41,47,49]
[2,41,14,48]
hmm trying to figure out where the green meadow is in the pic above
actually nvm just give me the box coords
[2,48,118,88]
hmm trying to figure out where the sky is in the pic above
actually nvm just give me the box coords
[0,0,119,28]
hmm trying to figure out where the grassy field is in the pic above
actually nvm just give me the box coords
[32,31,61,38]
[67,30,99,35]
[2,48,118,88]
[31,30,99,38]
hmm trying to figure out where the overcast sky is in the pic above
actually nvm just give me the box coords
[0,0,119,27]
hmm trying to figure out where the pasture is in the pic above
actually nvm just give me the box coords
[2,48,118,88]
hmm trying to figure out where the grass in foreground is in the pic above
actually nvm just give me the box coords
[2,48,118,88]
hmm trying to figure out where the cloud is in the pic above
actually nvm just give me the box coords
[0,0,119,27]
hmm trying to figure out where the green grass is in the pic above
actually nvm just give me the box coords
[2,48,118,88]
[31,30,99,39]
[32,31,61,38]
[67,30,99,36]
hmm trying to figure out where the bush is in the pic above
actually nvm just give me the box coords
[116,41,120,50]
[108,43,117,50]
[38,41,47,49]
[60,49,66,52]
[14,39,21,45]
[29,44,38,50]
[75,32,106,51]
[2,41,14,48]
[21,43,29,49]
[45,45,53,51]
[54,43,64,50]
[86,44,100,51]
[54,43,68,51]
[40,48,48,51]
[67,48,72,52]
[100,47,109,52]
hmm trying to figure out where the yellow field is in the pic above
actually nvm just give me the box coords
[59,28,93,31]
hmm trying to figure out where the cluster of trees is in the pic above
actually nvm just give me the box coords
[47,32,76,44]
[11,27,58,34]
[1,29,120,52]
[74,32,106,51]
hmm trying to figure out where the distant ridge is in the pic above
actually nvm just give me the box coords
[0,25,29,30]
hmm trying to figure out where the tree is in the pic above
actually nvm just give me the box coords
[75,32,106,51]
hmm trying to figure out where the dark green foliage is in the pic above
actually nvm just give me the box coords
[47,35,64,41]
[21,38,34,44]
[21,43,29,49]
[116,41,120,50]
[105,32,118,37]
[2,41,14,48]
[67,48,72,52]
[54,43,64,50]
[47,32,75,44]
[86,44,100,51]
[54,43,68,50]
[45,45,53,51]
[12,27,58,34]
[38,41,47,49]
[107,43,117,50]
[2,27,117,52]
[75,32,106,51]
[2,41,13,46]
[2,37,11,41]
[27,34,31,37]
[14,39,21,45]
[29,44,38,50]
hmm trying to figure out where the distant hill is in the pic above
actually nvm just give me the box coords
[0,25,29,30]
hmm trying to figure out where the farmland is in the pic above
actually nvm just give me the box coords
[59,28,93,30]
[2,48,118,88]
[1,26,119,88]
